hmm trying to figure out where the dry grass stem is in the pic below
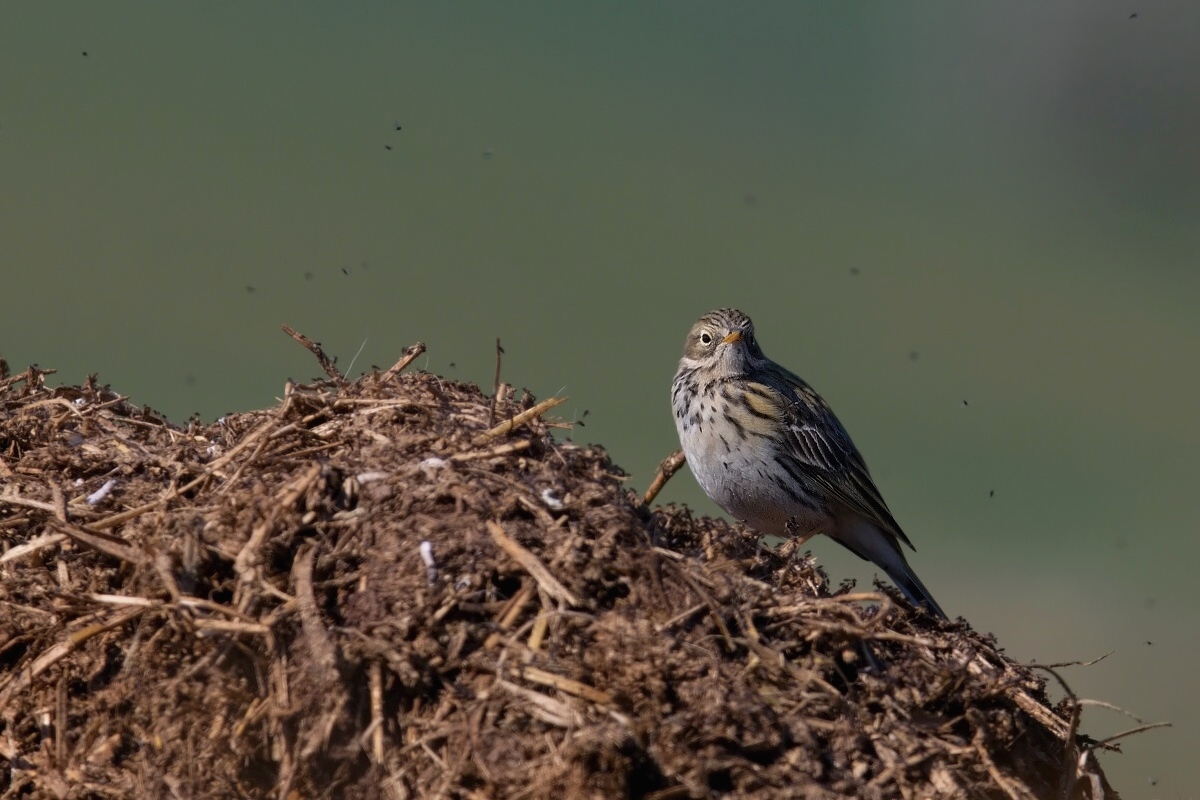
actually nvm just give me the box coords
[472,396,568,446]
[642,449,687,506]
[0,532,68,563]
[382,342,427,381]
[486,521,579,607]
[282,323,345,383]
[514,666,612,705]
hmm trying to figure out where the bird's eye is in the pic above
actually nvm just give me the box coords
[699,332,713,345]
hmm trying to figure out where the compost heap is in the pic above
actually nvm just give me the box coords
[0,349,1118,799]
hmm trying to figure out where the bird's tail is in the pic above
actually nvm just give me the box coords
[883,555,947,620]
[835,516,948,620]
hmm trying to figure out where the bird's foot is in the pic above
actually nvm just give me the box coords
[778,518,818,561]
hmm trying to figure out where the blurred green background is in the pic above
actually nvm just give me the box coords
[1,2,1195,793]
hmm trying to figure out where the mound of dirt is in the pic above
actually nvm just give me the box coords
[0,347,1117,799]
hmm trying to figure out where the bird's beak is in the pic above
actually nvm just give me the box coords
[722,331,743,344]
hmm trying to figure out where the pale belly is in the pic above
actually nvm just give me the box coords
[674,412,829,539]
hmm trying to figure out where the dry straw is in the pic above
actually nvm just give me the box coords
[0,338,1156,799]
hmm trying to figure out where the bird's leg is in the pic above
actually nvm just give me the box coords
[778,518,819,561]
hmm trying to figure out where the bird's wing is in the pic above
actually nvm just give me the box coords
[745,368,915,550]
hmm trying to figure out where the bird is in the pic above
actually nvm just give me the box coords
[671,308,947,618]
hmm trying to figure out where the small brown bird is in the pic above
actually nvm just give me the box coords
[672,308,946,618]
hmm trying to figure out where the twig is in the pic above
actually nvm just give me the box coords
[483,582,537,649]
[56,674,67,767]
[0,532,68,564]
[46,520,147,565]
[472,396,567,447]
[489,338,504,426]
[292,545,338,676]
[282,324,344,383]
[234,520,274,611]
[382,342,427,381]
[233,698,269,741]
[87,594,157,608]
[0,365,55,391]
[1076,698,1146,723]
[292,543,348,753]
[643,449,687,506]
[514,665,611,705]
[495,680,581,728]
[192,618,271,635]
[498,583,536,629]
[0,514,30,530]
[1093,720,1171,747]
[651,546,685,561]
[369,661,385,763]
[345,337,369,377]
[50,482,68,523]
[270,652,291,775]
[965,652,1071,742]
[656,602,706,632]
[527,610,550,652]
[486,521,579,607]
[431,598,458,623]
[450,440,532,462]
[177,597,270,624]
[1021,652,1113,670]
[0,491,61,514]
[89,394,132,412]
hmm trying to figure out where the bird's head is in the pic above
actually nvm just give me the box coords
[680,308,764,374]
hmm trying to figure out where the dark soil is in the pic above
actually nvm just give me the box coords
[0,351,1118,799]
